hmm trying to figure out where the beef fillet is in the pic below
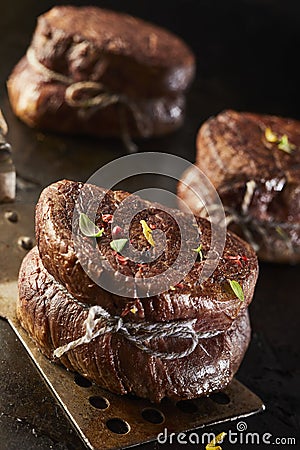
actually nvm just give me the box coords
[17,246,251,403]
[178,110,300,263]
[35,180,258,334]
[7,6,195,139]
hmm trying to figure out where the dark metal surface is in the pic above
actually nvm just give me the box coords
[0,319,85,450]
[1,0,300,449]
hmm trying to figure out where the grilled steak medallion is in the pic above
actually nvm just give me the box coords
[17,247,251,402]
[35,180,258,334]
[7,6,195,138]
[29,6,194,96]
[8,57,185,138]
[178,110,300,262]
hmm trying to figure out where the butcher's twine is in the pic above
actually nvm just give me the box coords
[219,179,298,255]
[53,304,220,360]
[26,47,149,153]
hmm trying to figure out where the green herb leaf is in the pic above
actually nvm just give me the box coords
[110,238,128,253]
[192,244,203,261]
[79,213,104,237]
[140,219,155,246]
[264,128,296,154]
[130,305,138,314]
[277,134,296,154]
[265,127,278,143]
[228,279,244,302]
[206,432,227,450]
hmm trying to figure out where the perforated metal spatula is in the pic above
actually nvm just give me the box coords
[0,203,265,450]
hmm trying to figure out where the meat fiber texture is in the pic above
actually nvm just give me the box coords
[17,247,251,402]
[178,110,300,263]
[35,180,258,333]
[17,179,258,402]
[7,6,195,138]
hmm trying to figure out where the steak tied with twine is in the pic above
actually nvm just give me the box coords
[54,302,221,360]
[26,47,151,153]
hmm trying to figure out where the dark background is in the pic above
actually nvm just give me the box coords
[0,1,299,449]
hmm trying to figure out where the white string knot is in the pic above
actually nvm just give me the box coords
[65,81,121,109]
[53,304,216,360]
[26,47,152,153]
